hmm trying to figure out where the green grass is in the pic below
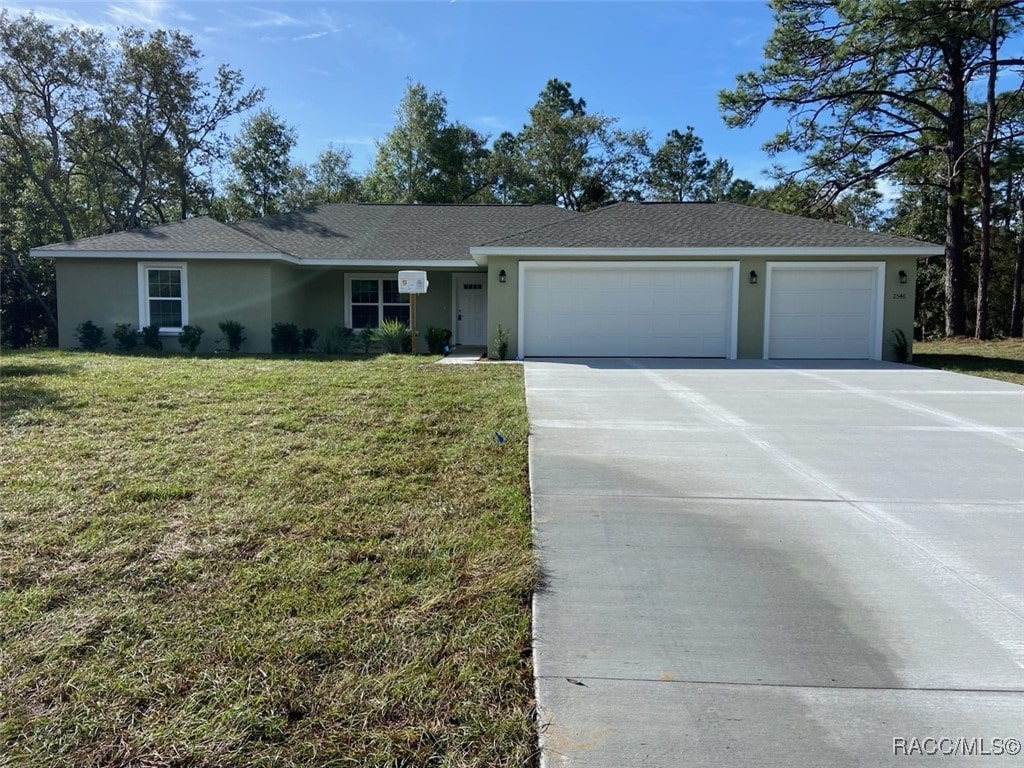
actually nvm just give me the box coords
[912,338,1024,385]
[0,351,536,767]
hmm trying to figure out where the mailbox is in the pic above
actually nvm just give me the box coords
[398,270,429,294]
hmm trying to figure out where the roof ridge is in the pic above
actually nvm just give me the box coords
[221,220,295,256]
[478,205,593,247]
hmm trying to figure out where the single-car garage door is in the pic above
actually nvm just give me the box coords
[520,262,737,357]
[765,263,883,359]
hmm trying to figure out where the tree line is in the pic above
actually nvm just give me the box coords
[2,2,1022,348]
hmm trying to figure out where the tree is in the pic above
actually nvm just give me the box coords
[505,78,649,210]
[222,109,297,218]
[309,145,362,203]
[0,11,261,345]
[647,127,710,201]
[364,81,490,204]
[720,0,1024,337]
[0,11,107,241]
[747,177,884,230]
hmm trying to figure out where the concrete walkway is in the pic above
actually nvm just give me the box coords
[526,359,1023,767]
[433,346,486,364]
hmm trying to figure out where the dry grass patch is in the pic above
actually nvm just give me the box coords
[1,351,535,767]
[912,338,1024,385]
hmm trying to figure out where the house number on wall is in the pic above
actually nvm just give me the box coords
[891,293,907,300]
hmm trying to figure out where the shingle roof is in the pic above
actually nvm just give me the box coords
[35,204,578,260]
[34,216,275,253]
[229,203,577,260]
[32,201,940,260]
[478,201,940,250]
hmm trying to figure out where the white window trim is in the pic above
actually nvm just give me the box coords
[344,273,410,329]
[137,262,189,333]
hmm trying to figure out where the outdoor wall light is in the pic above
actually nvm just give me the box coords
[749,270,758,285]
[898,270,908,284]
[499,269,507,283]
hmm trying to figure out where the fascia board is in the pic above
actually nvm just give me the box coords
[470,246,944,259]
[30,249,479,269]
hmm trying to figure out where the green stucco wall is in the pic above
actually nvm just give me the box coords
[55,259,274,353]
[56,259,138,350]
[54,260,476,355]
[486,254,920,362]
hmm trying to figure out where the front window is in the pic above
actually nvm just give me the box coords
[349,277,409,329]
[138,263,187,331]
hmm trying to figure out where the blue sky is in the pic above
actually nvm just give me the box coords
[9,1,800,182]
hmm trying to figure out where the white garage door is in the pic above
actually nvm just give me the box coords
[520,262,737,357]
[765,264,883,359]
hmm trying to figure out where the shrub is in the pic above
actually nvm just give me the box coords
[75,321,106,351]
[494,324,510,361]
[301,327,319,352]
[372,319,409,354]
[891,328,910,363]
[218,320,246,353]
[178,325,205,353]
[426,326,452,355]
[323,326,355,355]
[357,327,376,355]
[141,325,163,351]
[271,322,302,354]
[112,323,137,352]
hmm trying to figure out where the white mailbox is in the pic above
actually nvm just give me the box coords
[398,270,429,294]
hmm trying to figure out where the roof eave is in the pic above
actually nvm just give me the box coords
[470,245,944,264]
[30,248,479,269]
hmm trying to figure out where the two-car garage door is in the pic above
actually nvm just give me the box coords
[520,263,737,358]
[518,261,883,359]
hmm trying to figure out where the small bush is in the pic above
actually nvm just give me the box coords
[372,319,409,354]
[426,326,452,355]
[218,320,246,353]
[178,325,205,353]
[494,324,510,361]
[323,326,355,355]
[301,327,319,352]
[141,325,163,351]
[112,323,137,352]
[271,322,302,354]
[357,328,376,355]
[75,321,106,351]
[891,328,910,363]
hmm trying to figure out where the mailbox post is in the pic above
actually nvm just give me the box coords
[397,271,429,353]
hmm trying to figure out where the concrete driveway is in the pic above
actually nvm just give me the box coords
[526,360,1023,767]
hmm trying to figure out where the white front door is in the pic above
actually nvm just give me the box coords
[455,274,487,346]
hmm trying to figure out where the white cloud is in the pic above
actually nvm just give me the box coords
[244,8,304,29]
[106,1,186,30]
[4,3,112,32]
[6,1,197,34]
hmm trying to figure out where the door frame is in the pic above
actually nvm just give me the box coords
[762,261,885,360]
[517,261,739,359]
[451,272,488,346]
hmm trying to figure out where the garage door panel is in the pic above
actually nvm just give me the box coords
[521,263,736,358]
[767,265,881,360]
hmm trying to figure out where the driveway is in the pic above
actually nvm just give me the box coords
[526,360,1023,767]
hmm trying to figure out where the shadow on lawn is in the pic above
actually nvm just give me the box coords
[0,360,80,420]
[913,353,1024,379]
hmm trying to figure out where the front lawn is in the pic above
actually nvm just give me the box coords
[0,351,535,767]
[912,338,1024,385]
